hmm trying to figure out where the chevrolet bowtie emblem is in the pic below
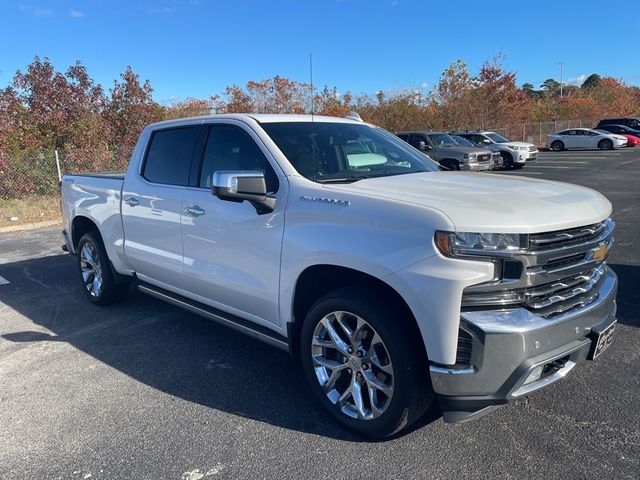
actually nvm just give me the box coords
[592,244,609,262]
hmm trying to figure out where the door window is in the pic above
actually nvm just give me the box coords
[142,127,199,185]
[199,125,278,193]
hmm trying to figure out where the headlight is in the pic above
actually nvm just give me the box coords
[435,231,524,256]
[509,145,522,150]
[463,153,477,160]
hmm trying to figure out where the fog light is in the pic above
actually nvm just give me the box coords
[522,365,544,386]
[519,154,525,160]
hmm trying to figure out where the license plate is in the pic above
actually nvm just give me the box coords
[588,320,616,360]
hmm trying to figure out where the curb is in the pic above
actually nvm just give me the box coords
[0,218,62,234]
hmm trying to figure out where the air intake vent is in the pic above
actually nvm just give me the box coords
[455,328,474,368]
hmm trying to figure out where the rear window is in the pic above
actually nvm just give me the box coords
[142,127,199,186]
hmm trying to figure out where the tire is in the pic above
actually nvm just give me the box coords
[300,286,433,438]
[440,159,460,171]
[550,140,564,151]
[76,232,128,306]
[501,151,515,169]
[598,139,613,150]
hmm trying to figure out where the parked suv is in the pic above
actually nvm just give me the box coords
[396,131,493,171]
[596,118,640,129]
[452,131,538,169]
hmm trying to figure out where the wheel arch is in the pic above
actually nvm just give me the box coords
[71,215,100,250]
[288,264,428,362]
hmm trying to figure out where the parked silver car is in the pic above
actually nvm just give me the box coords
[547,128,627,151]
[396,131,494,171]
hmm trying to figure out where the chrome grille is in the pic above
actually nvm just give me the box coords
[529,221,607,250]
[478,154,491,162]
[462,218,614,317]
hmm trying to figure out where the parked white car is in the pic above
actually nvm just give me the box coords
[547,128,627,151]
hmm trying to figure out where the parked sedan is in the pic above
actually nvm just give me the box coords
[547,128,627,151]
[595,124,640,147]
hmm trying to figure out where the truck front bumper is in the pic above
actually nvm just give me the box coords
[430,265,618,423]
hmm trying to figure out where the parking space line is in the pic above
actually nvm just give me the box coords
[535,161,589,164]
[0,275,10,285]
[526,165,572,169]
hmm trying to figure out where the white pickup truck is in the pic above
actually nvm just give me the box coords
[61,114,618,438]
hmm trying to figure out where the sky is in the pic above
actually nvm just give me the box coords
[1,0,638,104]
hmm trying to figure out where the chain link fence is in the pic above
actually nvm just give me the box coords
[0,149,129,225]
[482,118,600,146]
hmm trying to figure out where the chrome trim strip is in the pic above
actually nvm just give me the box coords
[430,365,477,376]
[508,341,588,398]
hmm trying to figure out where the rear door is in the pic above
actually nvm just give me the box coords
[179,120,286,327]
[122,125,201,289]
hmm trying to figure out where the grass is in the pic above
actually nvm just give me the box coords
[0,194,62,228]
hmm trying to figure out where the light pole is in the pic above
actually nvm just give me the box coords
[558,61,564,98]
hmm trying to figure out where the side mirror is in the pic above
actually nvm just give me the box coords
[482,138,491,144]
[212,171,275,214]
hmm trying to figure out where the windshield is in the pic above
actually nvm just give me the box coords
[261,122,438,183]
[427,133,458,147]
[487,133,511,143]
[451,135,476,147]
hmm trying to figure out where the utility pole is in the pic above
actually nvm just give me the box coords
[558,61,564,98]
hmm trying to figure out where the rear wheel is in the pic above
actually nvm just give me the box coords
[300,287,433,438]
[598,139,613,150]
[550,140,564,151]
[77,232,128,306]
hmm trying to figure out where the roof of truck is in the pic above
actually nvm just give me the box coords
[148,113,365,129]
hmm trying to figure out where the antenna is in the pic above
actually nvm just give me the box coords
[309,53,314,118]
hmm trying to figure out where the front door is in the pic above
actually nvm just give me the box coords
[180,122,285,328]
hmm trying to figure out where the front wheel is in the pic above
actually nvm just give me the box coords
[598,139,613,150]
[501,151,515,169]
[300,287,433,438]
[77,232,128,306]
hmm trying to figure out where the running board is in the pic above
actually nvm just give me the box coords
[138,282,289,352]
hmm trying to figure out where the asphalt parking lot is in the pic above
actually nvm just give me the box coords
[1,148,639,479]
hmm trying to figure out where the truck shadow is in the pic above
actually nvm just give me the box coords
[0,253,443,441]
[1,255,636,439]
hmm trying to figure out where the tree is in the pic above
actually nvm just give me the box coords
[581,73,601,89]
[104,66,161,165]
[521,83,536,96]
[433,60,475,128]
[540,78,561,94]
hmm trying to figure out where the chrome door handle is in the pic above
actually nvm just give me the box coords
[184,206,205,217]
[124,196,139,207]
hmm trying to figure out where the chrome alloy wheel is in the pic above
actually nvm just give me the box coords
[80,242,103,298]
[311,311,394,420]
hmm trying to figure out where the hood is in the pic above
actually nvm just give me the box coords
[439,146,493,155]
[502,141,535,148]
[326,172,611,233]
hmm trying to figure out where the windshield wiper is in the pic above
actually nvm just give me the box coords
[317,176,370,184]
